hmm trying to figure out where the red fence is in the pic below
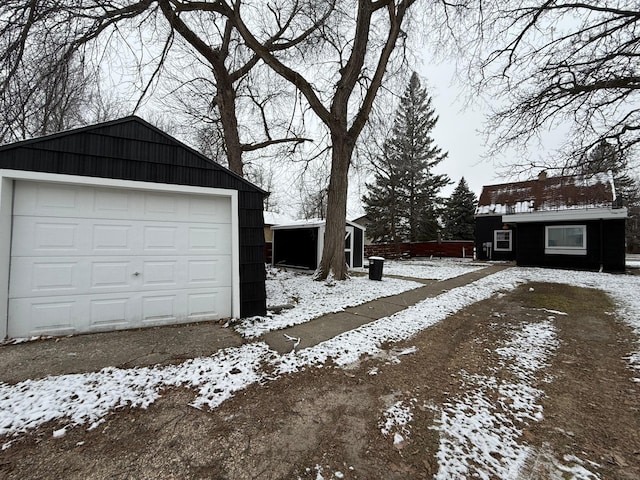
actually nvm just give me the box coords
[364,241,475,260]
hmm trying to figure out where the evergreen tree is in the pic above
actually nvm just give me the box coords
[363,72,450,245]
[362,145,406,250]
[583,140,640,251]
[584,140,639,205]
[442,177,478,240]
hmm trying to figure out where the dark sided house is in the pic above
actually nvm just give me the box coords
[0,116,267,339]
[271,219,365,270]
[475,172,627,272]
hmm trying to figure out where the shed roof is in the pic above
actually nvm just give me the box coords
[476,172,616,216]
[271,219,365,230]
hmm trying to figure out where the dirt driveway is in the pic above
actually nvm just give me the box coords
[1,282,639,479]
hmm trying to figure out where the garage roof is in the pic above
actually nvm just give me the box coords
[0,116,266,195]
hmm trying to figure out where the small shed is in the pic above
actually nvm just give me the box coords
[475,172,627,271]
[271,219,365,270]
[0,116,267,339]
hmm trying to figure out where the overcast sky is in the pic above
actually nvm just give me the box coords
[345,60,515,220]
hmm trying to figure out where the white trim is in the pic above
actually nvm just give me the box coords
[544,225,587,256]
[345,225,354,268]
[317,224,326,269]
[0,178,13,340]
[0,170,235,197]
[544,247,587,256]
[493,229,513,251]
[0,170,241,337]
[504,207,627,223]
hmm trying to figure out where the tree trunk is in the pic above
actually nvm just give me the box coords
[213,63,244,176]
[315,134,354,280]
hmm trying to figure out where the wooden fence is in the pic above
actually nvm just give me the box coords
[364,240,475,260]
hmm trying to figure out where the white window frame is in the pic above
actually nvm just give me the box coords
[493,229,512,251]
[545,225,587,255]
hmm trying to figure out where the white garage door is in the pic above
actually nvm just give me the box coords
[8,181,232,337]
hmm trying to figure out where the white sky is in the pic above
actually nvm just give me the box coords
[420,60,497,197]
[346,60,514,219]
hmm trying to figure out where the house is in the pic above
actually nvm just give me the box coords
[0,116,267,340]
[475,172,627,271]
[271,219,365,270]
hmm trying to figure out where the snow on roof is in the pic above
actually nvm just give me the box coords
[476,172,617,216]
[271,218,364,230]
[263,211,296,226]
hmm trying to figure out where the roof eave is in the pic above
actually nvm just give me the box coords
[503,207,628,223]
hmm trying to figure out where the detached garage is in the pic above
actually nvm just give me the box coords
[0,117,267,339]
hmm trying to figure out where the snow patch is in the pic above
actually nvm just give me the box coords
[434,320,559,479]
[236,268,422,338]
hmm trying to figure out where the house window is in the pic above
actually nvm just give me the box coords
[494,230,512,251]
[545,225,587,255]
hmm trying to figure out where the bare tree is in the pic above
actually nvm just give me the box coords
[219,0,419,280]
[0,46,92,143]
[1,0,420,281]
[455,1,640,173]
[298,164,330,220]
[0,1,317,175]
[156,1,321,175]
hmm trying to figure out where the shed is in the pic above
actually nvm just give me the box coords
[271,219,365,270]
[475,172,627,271]
[0,116,267,339]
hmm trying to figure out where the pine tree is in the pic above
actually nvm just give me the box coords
[363,72,450,245]
[362,144,406,251]
[442,177,478,240]
[583,140,640,251]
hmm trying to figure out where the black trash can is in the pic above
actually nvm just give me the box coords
[368,256,384,281]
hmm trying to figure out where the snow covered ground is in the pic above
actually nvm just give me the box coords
[2,261,640,479]
[236,259,486,338]
[235,267,423,338]
[377,258,487,280]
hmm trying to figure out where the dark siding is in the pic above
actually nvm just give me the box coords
[353,227,364,268]
[0,117,267,317]
[602,219,626,271]
[515,223,544,267]
[475,216,517,261]
[515,219,626,272]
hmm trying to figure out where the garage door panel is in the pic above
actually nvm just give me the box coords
[188,225,231,253]
[92,224,133,252]
[13,182,80,216]
[9,181,234,337]
[142,294,177,323]
[89,297,130,328]
[188,196,232,223]
[188,290,228,320]
[9,298,81,337]
[187,257,231,286]
[93,189,132,215]
[9,257,84,298]
[142,260,178,287]
[11,218,81,256]
[91,261,133,289]
[143,225,178,252]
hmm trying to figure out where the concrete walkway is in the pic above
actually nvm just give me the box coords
[262,263,512,353]
[0,263,511,383]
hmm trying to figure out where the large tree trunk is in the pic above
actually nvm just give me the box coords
[315,134,354,280]
[213,63,244,177]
